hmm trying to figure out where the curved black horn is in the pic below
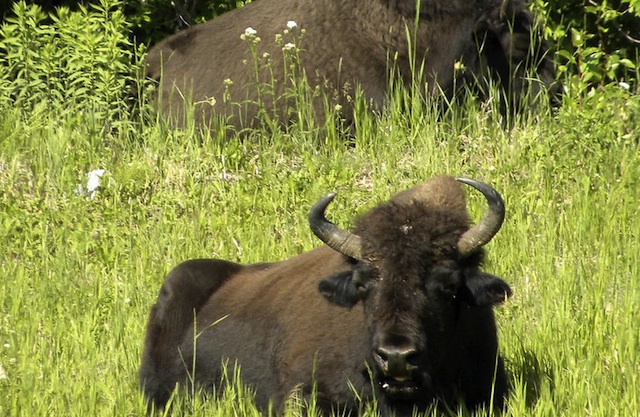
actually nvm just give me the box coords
[455,178,505,255]
[308,193,363,261]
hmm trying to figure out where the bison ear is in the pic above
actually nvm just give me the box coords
[461,272,512,307]
[318,270,361,308]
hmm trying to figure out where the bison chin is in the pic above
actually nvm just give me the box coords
[375,373,435,417]
[379,378,422,399]
[376,372,433,401]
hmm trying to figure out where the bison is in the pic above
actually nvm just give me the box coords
[140,175,512,416]
[145,0,557,130]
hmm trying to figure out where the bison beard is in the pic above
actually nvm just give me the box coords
[140,176,512,416]
[144,0,557,131]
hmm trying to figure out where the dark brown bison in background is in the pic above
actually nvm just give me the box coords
[145,0,557,130]
[140,176,512,416]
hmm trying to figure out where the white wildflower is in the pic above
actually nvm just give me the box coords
[0,364,6,380]
[619,81,630,90]
[75,169,107,199]
[240,27,259,41]
[283,42,296,50]
[286,20,297,29]
[86,169,105,194]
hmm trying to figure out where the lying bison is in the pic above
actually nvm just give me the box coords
[140,176,512,415]
[145,0,556,130]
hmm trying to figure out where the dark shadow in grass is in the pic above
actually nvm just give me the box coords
[506,348,555,409]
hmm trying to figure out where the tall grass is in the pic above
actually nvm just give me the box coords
[1,3,639,417]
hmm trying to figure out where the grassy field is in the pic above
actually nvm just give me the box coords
[1,45,639,417]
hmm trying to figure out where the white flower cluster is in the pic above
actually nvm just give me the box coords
[241,26,260,42]
[283,21,299,50]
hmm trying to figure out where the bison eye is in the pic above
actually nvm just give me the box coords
[356,284,368,297]
[436,283,460,298]
[352,268,372,296]
[428,267,462,298]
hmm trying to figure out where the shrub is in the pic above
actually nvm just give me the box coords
[534,0,640,92]
[0,0,139,126]
[0,0,248,45]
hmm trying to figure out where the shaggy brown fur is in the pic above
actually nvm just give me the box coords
[140,176,512,416]
[145,0,556,130]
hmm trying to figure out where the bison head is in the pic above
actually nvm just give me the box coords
[309,176,511,402]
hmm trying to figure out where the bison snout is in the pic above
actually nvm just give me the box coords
[373,345,421,377]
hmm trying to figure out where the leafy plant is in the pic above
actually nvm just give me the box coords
[534,0,640,92]
[0,0,139,128]
[0,0,249,45]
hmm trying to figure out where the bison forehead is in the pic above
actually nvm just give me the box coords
[389,176,467,210]
[355,199,470,266]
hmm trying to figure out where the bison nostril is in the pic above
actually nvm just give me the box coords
[373,348,388,368]
[405,350,421,367]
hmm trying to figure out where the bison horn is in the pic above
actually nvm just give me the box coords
[308,193,363,261]
[455,178,505,256]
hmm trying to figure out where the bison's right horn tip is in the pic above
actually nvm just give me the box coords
[455,177,506,256]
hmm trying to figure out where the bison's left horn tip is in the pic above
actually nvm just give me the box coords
[308,192,337,220]
[308,192,363,261]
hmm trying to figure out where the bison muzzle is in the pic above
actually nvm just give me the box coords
[140,175,512,415]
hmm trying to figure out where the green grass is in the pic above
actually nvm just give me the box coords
[1,74,639,417]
